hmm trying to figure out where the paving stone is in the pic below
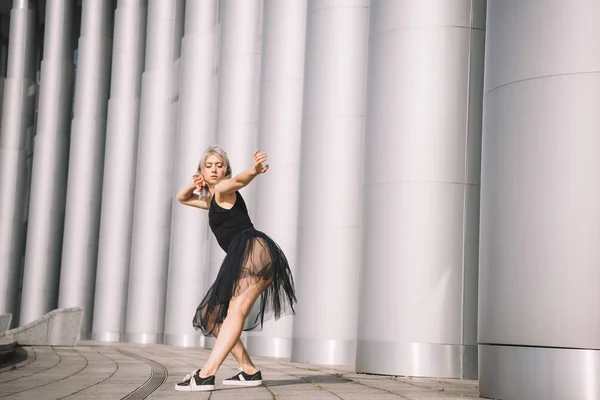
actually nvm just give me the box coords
[0,341,483,399]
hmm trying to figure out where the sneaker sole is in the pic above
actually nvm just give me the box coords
[175,384,215,392]
[222,380,262,387]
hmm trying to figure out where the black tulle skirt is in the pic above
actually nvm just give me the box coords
[193,228,297,336]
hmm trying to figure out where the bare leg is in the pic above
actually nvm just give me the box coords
[212,325,258,374]
[199,278,271,378]
[229,339,258,374]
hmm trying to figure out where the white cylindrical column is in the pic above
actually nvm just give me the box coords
[19,0,75,325]
[0,13,5,120]
[291,0,369,367]
[213,0,262,211]
[0,0,38,326]
[356,0,486,378]
[125,0,184,344]
[480,2,600,399]
[58,0,114,339]
[204,0,263,347]
[246,0,307,359]
[163,0,220,348]
[92,0,148,343]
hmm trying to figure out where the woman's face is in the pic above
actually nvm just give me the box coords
[201,154,227,185]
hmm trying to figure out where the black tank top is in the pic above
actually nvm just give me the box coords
[208,192,254,252]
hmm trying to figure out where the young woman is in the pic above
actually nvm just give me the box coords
[174,145,297,392]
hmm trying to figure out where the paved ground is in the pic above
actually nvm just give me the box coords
[0,340,482,399]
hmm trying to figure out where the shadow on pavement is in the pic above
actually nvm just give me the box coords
[264,375,353,387]
[0,347,29,370]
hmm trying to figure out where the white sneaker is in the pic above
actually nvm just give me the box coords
[175,369,215,391]
[222,370,263,387]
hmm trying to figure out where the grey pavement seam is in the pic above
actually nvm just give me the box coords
[127,345,278,398]
[0,346,36,374]
[260,362,345,399]
[0,344,482,399]
[391,375,479,395]
[140,345,399,399]
[120,350,168,400]
[270,360,407,399]
[125,346,230,399]
[0,347,59,385]
[0,347,88,398]
[263,384,277,400]
[59,347,120,399]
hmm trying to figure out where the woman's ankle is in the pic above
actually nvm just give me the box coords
[199,368,216,378]
[241,365,258,374]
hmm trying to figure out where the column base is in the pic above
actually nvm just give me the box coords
[246,336,292,358]
[200,335,216,349]
[479,344,600,400]
[291,338,356,367]
[79,331,91,340]
[124,333,163,344]
[91,331,124,342]
[163,333,203,348]
[356,341,477,379]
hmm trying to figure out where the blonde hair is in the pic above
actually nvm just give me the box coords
[198,145,232,179]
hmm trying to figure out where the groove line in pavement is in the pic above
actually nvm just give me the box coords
[124,346,218,398]
[0,347,37,375]
[119,350,168,400]
[271,360,408,399]
[0,347,60,385]
[164,347,343,398]
[263,362,345,400]
[0,347,88,398]
[58,347,120,399]
[145,347,274,397]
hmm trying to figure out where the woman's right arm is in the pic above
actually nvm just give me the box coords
[176,181,210,210]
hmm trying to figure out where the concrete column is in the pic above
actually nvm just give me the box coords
[246,0,307,359]
[356,0,485,379]
[92,0,148,343]
[291,0,369,367]
[204,0,263,347]
[58,0,114,339]
[0,13,5,119]
[213,0,262,212]
[19,0,75,325]
[0,0,37,326]
[163,0,220,348]
[479,2,600,399]
[0,76,3,127]
[125,0,184,344]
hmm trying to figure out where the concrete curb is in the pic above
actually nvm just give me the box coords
[0,314,12,332]
[0,307,83,346]
[0,338,17,364]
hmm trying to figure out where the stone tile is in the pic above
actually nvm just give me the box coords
[0,342,487,399]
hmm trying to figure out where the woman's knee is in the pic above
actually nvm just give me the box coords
[228,287,262,318]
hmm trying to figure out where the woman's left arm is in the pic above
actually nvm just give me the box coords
[216,149,269,195]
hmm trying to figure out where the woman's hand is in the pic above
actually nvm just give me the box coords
[193,173,205,191]
[253,149,269,174]
[213,150,269,195]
